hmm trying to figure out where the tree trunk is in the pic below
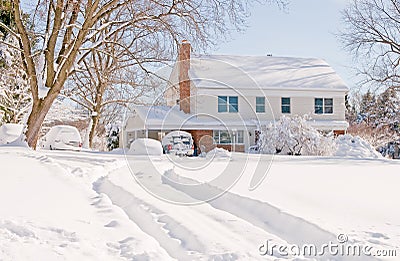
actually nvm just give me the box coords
[25,97,55,149]
[88,114,99,149]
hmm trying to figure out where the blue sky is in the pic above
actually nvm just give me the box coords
[212,0,357,90]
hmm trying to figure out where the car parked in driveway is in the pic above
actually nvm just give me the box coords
[161,130,194,156]
[0,123,24,145]
[41,125,82,151]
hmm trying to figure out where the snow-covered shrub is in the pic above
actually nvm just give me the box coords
[377,141,400,159]
[258,115,336,156]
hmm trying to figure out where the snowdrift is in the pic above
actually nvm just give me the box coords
[206,147,231,159]
[334,134,382,159]
[128,138,163,156]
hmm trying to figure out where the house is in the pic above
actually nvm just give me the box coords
[121,41,349,153]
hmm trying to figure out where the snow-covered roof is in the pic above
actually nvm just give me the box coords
[188,55,349,92]
[128,105,257,130]
[127,105,348,131]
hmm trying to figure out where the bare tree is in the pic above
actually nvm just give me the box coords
[341,0,400,89]
[0,0,286,149]
[64,28,156,148]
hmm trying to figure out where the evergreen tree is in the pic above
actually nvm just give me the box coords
[0,0,13,38]
[345,94,357,124]
[105,123,120,151]
[375,87,400,129]
[358,90,377,125]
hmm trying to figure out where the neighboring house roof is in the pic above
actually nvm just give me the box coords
[188,55,349,92]
[126,105,348,131]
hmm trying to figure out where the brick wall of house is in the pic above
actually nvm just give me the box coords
[216,144,245,152]
[188,130,214,153]
[188,130,245,153]
[333,130,346,136]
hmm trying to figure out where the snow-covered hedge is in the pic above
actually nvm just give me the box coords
[257,115,336,156]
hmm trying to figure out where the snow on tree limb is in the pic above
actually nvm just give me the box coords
[6,0,286,148]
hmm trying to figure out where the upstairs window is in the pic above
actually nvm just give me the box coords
[218,96,238,113]
[324,98,333,114]
[218,96,228,112]
[256,97,265,113]
[315,98,333,114]
[281,97,291,114]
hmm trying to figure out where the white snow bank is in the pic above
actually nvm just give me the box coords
[206,147,231,159]
[0,124,25,146]
[0,148,171,260]
[105,148,128,155]
[128,138,163,156]
[167,154,400,258]
[334,134,382,159]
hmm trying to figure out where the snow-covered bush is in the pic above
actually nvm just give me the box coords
[258,115,336,156]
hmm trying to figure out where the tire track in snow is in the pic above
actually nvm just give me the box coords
[93,177,206,260]
[94,171,297,260]
[163,169,379,261]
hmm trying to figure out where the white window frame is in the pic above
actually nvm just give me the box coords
[218,96,239,113]
[281,97,291,114]
[256,97,265,113]
[213,130,244,144]
[315,98,333,114]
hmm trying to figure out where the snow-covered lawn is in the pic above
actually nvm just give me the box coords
[0,147,399,260]
[0,148,170,260]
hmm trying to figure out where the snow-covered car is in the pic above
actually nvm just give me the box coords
[41,125,82,151]
[162,131,194,156]
[0,123,24,145]
[128,138,163,156]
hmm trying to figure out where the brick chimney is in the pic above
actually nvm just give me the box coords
[178,40,191,114]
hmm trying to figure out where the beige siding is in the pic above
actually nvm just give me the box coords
[194,91,346,122]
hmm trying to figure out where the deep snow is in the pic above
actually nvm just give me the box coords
[0,146,399,260]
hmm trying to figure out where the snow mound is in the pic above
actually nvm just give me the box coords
[128,138,163,156]
[0,124,25,146]
[206,147,231,159]
[106,148,128,155]
[334,135,382,159]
